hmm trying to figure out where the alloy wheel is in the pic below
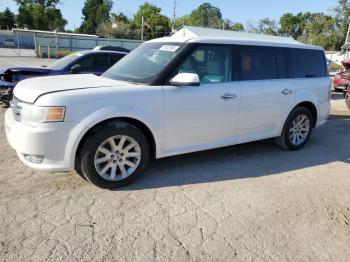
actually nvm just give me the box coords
[94,135,141,181]
[288,114,310,146]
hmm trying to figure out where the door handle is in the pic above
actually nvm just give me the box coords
[221,93,237,100]
[281,88,293,95]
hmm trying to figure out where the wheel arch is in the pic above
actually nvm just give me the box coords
[74,117,157,170]
[278,100,318,136]
[294,101,318,127]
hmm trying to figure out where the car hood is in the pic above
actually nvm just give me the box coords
[0,66,52,75]
[14,74,131,103]
[0,66,52,88]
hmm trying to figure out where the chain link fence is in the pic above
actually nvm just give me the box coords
[0,29,144,58]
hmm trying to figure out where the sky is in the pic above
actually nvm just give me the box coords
[1,0,339,30]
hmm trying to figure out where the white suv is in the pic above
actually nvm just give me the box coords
[5,35,331,189]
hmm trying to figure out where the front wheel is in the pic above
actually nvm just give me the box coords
[79,121,150,189]
[276,107,313,151]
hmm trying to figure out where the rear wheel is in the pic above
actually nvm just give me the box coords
[276,107,313,151]
[79,121,150,189]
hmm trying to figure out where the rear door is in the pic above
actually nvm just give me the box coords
[236,46,295,143]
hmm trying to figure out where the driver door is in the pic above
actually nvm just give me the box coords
[162,45,240,156]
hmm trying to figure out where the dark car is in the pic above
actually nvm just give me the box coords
[0,50,127,104]
[93,46,130,53]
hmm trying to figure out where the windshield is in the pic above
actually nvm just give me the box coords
[47,53,82,70]
[103,42,183,84]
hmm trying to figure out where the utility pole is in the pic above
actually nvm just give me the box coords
[344,21,350,60]
[345,22,350,44]
[141,16,144,41]
[172,0,177,32]
[16,31,20,57]
[54,28,59,59]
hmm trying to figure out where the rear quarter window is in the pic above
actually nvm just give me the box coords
[289,49,327,78]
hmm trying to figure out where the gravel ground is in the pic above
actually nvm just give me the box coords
[1,56,350,261]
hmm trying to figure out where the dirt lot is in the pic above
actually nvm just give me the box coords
[1,57,350,261]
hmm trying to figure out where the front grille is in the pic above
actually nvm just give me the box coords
[10,97,22,121]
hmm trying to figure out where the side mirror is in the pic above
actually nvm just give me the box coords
[70,64,82,74]
[169,73,200,87]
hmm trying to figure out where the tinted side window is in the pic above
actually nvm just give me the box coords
[176,45,232,83]
[289,49,326,78]
[79,54,109,71]
[276,48,288,79]
[109,54,124,67]
[239,47,278,80]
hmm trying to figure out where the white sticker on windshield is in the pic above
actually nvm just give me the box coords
[159,45,179,52]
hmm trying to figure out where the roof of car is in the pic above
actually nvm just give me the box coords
[149,26,323,50]
[76,50,128,55]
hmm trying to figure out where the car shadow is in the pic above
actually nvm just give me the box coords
[119,119,350,191]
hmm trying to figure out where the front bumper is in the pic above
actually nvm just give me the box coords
[4,108,82,172]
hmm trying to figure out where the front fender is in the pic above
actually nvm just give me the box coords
[64,106,163,170]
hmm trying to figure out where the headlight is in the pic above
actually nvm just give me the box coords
[20,103,65,126]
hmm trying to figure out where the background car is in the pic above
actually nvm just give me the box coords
[333,60,350,92]
[346,86,350,109]
[93,45,130,53]
[0,50,127,105]
[327,58,342,76]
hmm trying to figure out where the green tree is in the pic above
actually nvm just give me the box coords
[79,0,113,34]
[46,7,67,30]
[174,15,192,28]
[230,22,244,32]
[0,8,16,30]
[303,12,336,35]
[305,32,344,51]
[279,12,305,38]
[334,0,350,36]
[180,3,222,28]
[219,19,245,31]
[15,0,66,30]
[111,12,129,24]
[248,18,278,35]
[133,2,170,40]
[279,11,341,50]
[108,12,140,39]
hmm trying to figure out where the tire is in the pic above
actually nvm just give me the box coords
[79,121,150,189]
[74,154,87,181]
[276,107,314,151]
